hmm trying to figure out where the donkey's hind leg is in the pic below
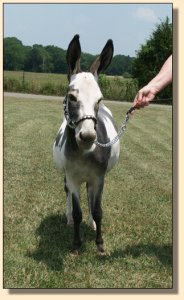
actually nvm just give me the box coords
[64,176,73,226]
[86,182,96,231]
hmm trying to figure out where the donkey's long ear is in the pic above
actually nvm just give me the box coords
[66,34,81,80]
[89,39,114,76]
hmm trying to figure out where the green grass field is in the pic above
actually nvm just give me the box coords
[4,70,68,85]
[4,71,68,96]
[4,96,172,289]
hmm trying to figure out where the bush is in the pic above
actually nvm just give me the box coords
[4,77,22,92]
[98,74,138,101]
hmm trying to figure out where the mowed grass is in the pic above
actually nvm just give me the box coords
[4,96,172,289]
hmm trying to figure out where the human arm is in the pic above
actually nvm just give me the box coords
[132,55,172,111]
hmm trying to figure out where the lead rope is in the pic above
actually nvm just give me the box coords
[94,96,173,148]
[94,107,134,148]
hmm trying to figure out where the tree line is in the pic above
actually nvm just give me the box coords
[4,18,172,102]
[3,37,134,77]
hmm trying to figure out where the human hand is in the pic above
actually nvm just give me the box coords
[131,85,159,113]
[130,55,172,114]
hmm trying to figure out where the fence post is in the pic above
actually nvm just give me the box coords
[22,71,25,92]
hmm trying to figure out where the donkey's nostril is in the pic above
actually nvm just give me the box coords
[79,131,96,143]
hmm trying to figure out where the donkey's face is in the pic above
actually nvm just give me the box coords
[66,34,114,149]
[67,73,102,149]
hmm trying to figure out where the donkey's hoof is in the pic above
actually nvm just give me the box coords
[97,250,106,256]
[97,244,106,256]
[67,218,74,226]
[70,248,80,256]
[89,220,96,231]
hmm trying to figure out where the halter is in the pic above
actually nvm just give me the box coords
[63,96,133,147]
[63,96,97,129]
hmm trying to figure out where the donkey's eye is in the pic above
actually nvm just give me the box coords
[68,94,77,102]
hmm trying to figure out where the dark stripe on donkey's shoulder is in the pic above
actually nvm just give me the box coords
[88,117,111,172]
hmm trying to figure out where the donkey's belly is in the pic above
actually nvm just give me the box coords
[66,159,104,183]
[54,144,119,185]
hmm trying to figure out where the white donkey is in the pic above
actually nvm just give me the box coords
[53,35,120,255]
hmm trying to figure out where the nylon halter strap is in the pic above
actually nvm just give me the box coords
[63,96,97,129]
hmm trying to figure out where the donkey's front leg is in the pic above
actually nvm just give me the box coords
[66,176,82,255]
[72,192,82,254]
[90,177,105,254]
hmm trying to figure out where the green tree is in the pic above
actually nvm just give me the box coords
[24,44,52,72]
[45,45,67,73]
[132,17,172,101]
[105,55,134,76]
[4,37,26,70]
[81,52,95,71]
[4,37,135,76]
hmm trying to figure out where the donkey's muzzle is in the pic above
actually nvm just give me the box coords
[79,130,96,144]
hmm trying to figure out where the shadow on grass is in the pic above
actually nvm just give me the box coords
[27,213,96,271]
[27,213,172,271]
[99,244,172,267]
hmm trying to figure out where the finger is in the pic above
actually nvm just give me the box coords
[142,98,150,106]
[137,91,143,102]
